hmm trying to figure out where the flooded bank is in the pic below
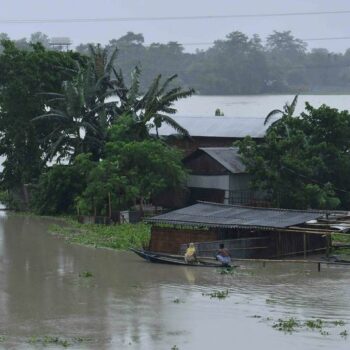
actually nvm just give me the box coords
[0,213,349,349]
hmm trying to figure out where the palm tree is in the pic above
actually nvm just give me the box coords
[109,66,195,139]
[34,45,119,162]
[36,45,194,161]
[264,95,298,126]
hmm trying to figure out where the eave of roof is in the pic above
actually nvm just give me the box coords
[146,202,325,230]
[198,147,246,174]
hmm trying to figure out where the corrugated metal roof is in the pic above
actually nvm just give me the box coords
[146,202,324,230]
[199,147,246,173]
[153,116,268,138]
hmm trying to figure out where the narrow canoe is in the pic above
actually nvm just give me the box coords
[130,248,233,268]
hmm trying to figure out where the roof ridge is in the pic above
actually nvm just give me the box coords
[196,201,325,214]
[175,115,264,119]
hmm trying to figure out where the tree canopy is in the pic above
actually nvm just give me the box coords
[0,39,191,214]
[237,103,350,209]
[0,40,82,190]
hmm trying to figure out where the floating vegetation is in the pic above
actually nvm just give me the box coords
[28,336,70,347]
[218,266,236,275]
[0,336,5,342]
[340,330,348,338]
[265,298,277,304]
[171,346,179,350]
[203,290,229,299]
[79,271,93,278]
[172,298,184,304]
[305,319,323,330]
[249,315,262,318]
[268,317,348,337]
[272,318,300,333]
[49,222,150,250]
[28,335,94,347]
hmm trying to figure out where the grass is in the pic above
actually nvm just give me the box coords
[49,220,150,250]
[331,233,350,256]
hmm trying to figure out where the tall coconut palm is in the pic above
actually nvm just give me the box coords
[264,94,298,126]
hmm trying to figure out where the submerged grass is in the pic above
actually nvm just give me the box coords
[270,316,347,337]
[28,335,94,347]
[272,318,300,333]
[49,220,150,250]
[28,336,70,347]
[79,271,93,278]
[203,290,229,299]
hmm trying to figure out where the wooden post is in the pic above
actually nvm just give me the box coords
[326,234,330,259]
[303,233,307,259]
[317,262,321,272]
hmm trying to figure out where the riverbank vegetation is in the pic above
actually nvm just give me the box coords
[0,39,191,215]
[49,221,150,249]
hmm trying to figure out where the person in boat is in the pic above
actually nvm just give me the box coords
[184,243,197,264]
[216,243,231,266]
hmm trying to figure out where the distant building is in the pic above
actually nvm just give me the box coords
[49,37,72,51]
[153,116,268,155]
[153,146,263,209]
[183,147,256,205]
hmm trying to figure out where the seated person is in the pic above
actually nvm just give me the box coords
[216,243,231,266]
[184,243,197,264]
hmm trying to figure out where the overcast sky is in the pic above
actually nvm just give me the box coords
[1,0,350,52]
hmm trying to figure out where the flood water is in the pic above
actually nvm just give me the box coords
[175,94,350,117]
[1,213,350,349]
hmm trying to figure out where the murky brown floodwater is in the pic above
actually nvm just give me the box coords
[0,212,350,349]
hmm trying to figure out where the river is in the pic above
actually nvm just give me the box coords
[0,213,350,349]
[175,94,350,117]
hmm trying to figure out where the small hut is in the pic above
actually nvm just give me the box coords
[146,202,331,258]
[183,147,254,205]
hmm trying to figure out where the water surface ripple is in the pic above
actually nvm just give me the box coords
[0,214,349,349]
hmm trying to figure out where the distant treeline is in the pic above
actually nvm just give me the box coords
[2,30,350,94]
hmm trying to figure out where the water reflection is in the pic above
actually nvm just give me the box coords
[0,214,349,349]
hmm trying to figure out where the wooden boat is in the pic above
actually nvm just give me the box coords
[130,248,234,268]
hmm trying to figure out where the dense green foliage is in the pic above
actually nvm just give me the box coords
[0,38,191,214]
[237,104,350,209]
[0,40,82,190]
[31,154,94,214]
[73,137,187,215]
[50,221,150,250]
